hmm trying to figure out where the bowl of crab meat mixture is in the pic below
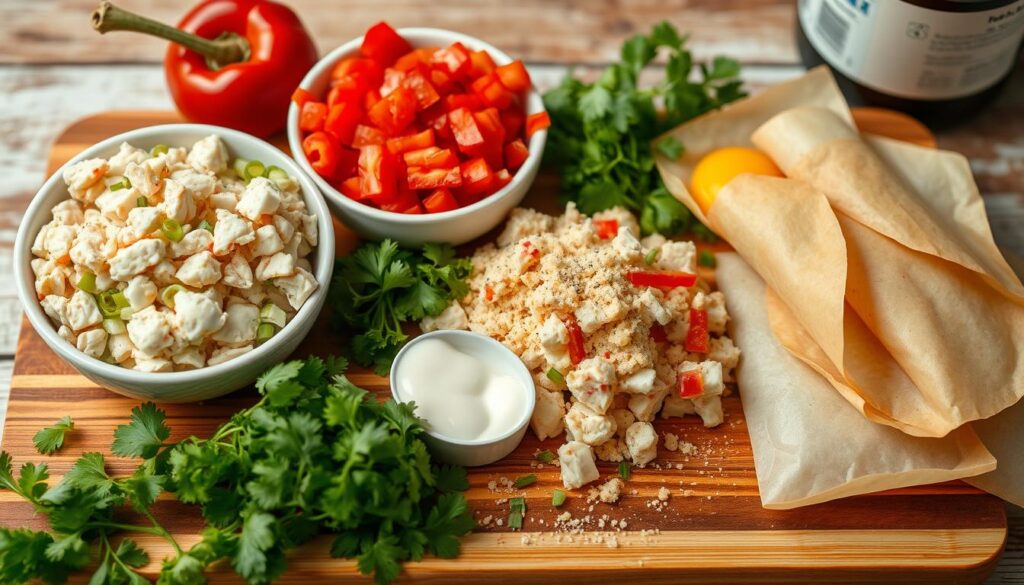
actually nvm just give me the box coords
[421,204,739,490]
[17,126,333,401]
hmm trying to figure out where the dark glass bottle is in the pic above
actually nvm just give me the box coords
[796,0,1024,128]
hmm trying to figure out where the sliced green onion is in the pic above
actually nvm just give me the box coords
[150,143,170,157]
[698,249,716,268]
[110,178,131,192]
[265,165,292,189]
[233,158,250,179]
[197,219,214,232]
[618,461,632,481]
[244,160,266,182]
[513,474,537,489]
[644,247,660,266]
[256,323,276,344]
[159,284,185,309]
[260,303,287,328]
[545,368,564,386]
[509,497,526,513]
[102,318,126,336]
[161,218,184,242]
[136,196,149,207]
[551,489,567,507]
[96,290,130,318]
[535,450,554,464]
[77,271,97,294]
[508,511,523,530]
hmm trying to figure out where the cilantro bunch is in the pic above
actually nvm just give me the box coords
[542,21,745,236]
[331,240,472,374]
[0,356,474,585]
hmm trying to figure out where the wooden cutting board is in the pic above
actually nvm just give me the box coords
[1,110,1006,584]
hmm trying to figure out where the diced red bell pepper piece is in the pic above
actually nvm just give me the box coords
[401,67,441,110]
[473,107,506,168]
[593,219,618,239]
[358,144,398,201]
[495,60,531,92]
[368,87,418,135]
[456,157,494,203]
[331,57,384,93]
[378,186,420,212]
[501,108,525,139]
[327,85,361,108]
[337,146,360,180]
[291,87,316,108]
[299,101,327,132]
[352,124,386,147]
[402,204,425,214]
[679,368,704,398]
[505,139,529,170]
[380,68,406,96]
[444,93,484,112]
[422,188,460,213]
[491,168,512,192]
[339,176,363,200]
[526,111,551,139]
[394,47,438,72]
[471,73,514,109]
[364,89,382,111]
[448,107,486,155]
[360,22,413,65]
[649,323,668,343]
[429,68,456,95]
[324,101,362,145]
[564,315,586,365]
[403,146,459,169]
[407,165,462,190]
[626,271,698,289]
[386,128,435,155]
[685,309,709,353]
[431,42,471,77]
[302,131,340,180]
[468,50,497,77]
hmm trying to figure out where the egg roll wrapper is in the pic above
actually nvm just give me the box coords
[715,252,996,509]
[748,109,1024,436]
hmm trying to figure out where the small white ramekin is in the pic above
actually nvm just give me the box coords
[390,330,535,466]
[14,124,335,403]
[288,27,547,246]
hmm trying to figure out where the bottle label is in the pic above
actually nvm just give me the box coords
[799,0,1024,100]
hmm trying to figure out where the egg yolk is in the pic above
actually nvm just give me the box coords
[690,147,783,213]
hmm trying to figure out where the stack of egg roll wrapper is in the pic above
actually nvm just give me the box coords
[657,67,1024,508]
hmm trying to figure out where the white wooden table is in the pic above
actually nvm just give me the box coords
[0,1,1021,581]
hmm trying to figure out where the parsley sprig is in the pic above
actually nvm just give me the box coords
[331,240,472,375]
[0,356,474,585]
[542,21,745,236]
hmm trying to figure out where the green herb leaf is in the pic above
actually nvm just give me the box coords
[552,489,567,507]
[656,136,684,160]
[535,450,554,464]
[513,474,537,489]
[699,249,717,268]
[112,403,170,459]
[32,416,74,455]
[618,461,632,481]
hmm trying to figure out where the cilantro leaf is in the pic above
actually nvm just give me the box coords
[112,403,170,459]
[543,20,744,236]
[331,241,472,373]
[356,536,404,585]
[233,512,276,582]
[33,416,74,455]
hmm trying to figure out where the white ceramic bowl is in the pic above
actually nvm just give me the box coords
[390,330,535,466]
[14,124,335,403]
[288,27,547,246]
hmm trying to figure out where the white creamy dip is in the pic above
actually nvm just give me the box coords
[395,337,528,441]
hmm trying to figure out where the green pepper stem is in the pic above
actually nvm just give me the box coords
[91,1,250,69]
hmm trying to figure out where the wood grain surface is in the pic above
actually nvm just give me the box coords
[0,110,1011,584]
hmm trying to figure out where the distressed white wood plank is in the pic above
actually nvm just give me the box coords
[0,0,798,66]
[0,360,12,444]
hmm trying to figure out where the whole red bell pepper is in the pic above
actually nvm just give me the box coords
[92,1,318,137]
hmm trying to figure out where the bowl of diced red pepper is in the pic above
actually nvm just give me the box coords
[287,22,550,245]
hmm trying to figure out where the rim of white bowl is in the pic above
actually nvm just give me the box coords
[390,330,536,447]
[287,27,548,225]
[14,123,335,383]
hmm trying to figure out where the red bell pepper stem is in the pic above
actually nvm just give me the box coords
[92,2,249,68]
